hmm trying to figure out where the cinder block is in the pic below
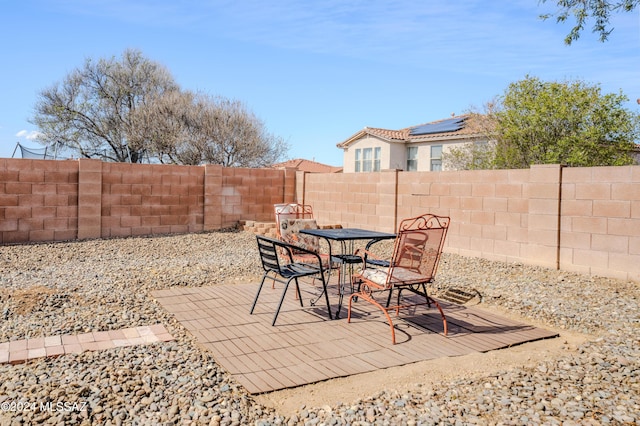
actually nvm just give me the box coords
[593,200,631,218]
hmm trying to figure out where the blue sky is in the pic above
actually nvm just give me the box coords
[1,0,639,166]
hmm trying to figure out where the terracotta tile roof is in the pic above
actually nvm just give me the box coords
[338,114,491,148]
[363,127,408,141]
[271,158,342,173]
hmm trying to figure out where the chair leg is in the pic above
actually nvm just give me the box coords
[429,296,448,336]
[421,283,432,307]
[272,278,293,326]
[250,272,270,314]
[319,274,333,321]
[348,290,397,344]
[294,277,303,307]
[347,293,356,322]
[396,285,447,336]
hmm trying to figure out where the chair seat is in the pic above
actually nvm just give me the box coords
[331,254,363,264]
[280,262,322,279]
[366,258,390,268]
[359,266,428,287]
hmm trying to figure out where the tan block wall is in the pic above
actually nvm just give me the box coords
[303,169,398,232]
[100,162,206,238]
[219,167,288,228]
[0,158,78,244]
[305,165,640,281]
[0,159,290,244]
[78,159,102,239]
[392,167,539,265]
[1,158,638,282]
[560,166,640,281]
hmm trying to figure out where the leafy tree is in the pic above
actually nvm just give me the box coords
[444,76,639,169]
[32,49,289,166]
[495,76,638,168]
[444,140,498,170]
[539,0,639,44]
[443,112,499,170]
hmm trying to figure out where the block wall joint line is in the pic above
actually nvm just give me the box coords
[300,171,307,206]
[556,165,565,270]
[393,169,399,231]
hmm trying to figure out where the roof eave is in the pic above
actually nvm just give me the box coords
[407,132,487,143]
[337,129,396,148]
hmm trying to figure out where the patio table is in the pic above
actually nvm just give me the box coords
[299,227,396,318]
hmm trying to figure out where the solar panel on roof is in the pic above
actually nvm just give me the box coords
[409,117,465,136]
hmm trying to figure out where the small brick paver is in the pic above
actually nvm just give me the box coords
[0,324,174,365]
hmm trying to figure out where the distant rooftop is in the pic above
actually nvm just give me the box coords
[338,114,490,148]
[271,158,342,173]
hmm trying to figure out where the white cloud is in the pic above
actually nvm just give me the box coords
[15,130,42,140]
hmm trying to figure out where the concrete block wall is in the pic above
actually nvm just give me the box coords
[219,167,290,228]
[0,159,291,244]
[1,157,638,282]
[395,167,540,265]
[304,164,640,281]
[560,165,640,281]
[99,161,206,238]
[0,158,78,244]
[302,170,398,231]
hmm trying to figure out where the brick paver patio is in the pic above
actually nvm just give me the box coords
[153,282,559,394]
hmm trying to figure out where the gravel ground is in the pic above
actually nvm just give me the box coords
[0,230,638,425]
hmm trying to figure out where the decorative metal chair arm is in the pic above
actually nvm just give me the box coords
[353,248,382,268]
[282,241,329,276]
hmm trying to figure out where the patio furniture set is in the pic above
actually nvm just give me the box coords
[250,203,450,344]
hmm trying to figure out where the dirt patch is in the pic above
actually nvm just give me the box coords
[0,285,59,315]
[254,304,591,417]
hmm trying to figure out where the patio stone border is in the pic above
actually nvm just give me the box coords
[0,324,174,365]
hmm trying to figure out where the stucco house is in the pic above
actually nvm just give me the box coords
[337,114,490,173]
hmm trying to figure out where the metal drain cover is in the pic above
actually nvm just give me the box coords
[441,287,482,305]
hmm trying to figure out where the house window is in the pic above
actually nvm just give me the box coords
[406,147,418,171]
[373,147,381,171]
[355,147,380,172]
[431,145,443,171]
[362,148,373,172]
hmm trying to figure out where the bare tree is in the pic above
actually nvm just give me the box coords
[190,95,289,167]
[32,49,289,166]
[128,89,199,164]
[129,92,289,166]
[32,49,179,163]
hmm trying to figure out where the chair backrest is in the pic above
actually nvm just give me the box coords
[256,234,323,274]
[256,235,287,274]
[278,218,320,253]
[388,214,450,285]
[274,203,314,238]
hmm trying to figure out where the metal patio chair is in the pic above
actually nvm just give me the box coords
[274,203,337,269]
[250,235,333,326]
[348,213,450,344]
[274,203,314,227]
